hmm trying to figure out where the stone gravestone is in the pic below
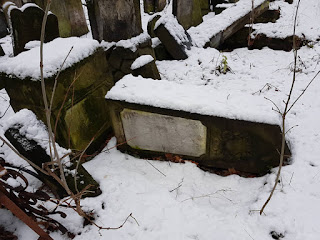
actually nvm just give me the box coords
[173,0,203,29]
[33,0,88,37]
[0,9,8,38]
[154,15,192,60]
[86,0,142,42]
[9,3,59,56]
[144,0,167,14]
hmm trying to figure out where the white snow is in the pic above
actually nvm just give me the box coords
[101,33,150,52]
[188,0,269,47]
[1,0,320,240]
[155,14,190,45]
[106,74,280,125]
[0,37,100,80]
[131,55,154,70]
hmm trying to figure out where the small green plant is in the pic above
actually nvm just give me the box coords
[215,55,232,75]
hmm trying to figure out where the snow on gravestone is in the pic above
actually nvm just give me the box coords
[9,3,59,56]
[154,14,192,60]
[121,109,207,157]
[32,0,88,37]
[86,0,142,42]
[173,0,203,29]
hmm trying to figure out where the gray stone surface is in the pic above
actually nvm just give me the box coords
[33,0,88,37]
[173,0,203,29]
[86,0,142,42]
[120,109,207,157]
[154,18,192,60]
[144,0,166,14]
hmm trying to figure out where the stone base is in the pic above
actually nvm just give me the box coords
[1,48,114,152]
[107,100,291,175]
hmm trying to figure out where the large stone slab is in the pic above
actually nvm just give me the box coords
[173,0,203,29]
[8,3,59,56]
[1,45,114,152]
[86,0,142,42]
[188,0,269,48]
[154,15,192,60]
[33,0,88,37]
[106,76,291,175]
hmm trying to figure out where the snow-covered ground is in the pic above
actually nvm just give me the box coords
[1,0,320,239]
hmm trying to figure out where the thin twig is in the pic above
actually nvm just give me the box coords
[146,160,166,177]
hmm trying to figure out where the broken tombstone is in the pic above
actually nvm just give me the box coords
[104,33,160,81]
[86,0,142,42]
[172,0,203,29]
[131,55,161,79]
[106,75,291,175]
[3,109,101,198]
[154,15,192,60]
[33,0,88,37]
[8,3,59,56]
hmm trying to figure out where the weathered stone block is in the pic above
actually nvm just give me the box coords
[33,0,88,37]
[86,0,142,42]
[200,0,210,16]
[1,48,114,152]
[106,76,291,175]
[173,0,203,29]
[131,55,161,79]
[9,3,59,55]
[154,16,192,60]
[0,9,8,38]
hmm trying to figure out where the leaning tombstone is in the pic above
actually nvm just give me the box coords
[33,0,88,37]
[147,14,161,38]
[131,55,161,79]
[9,3,59,56]
[4,109,101,198]
[154,15,192,60]
[0,9,8,38]
[86,0,142,42]
[172,0,203,29]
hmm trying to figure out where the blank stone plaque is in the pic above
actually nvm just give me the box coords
[120,109,207,157]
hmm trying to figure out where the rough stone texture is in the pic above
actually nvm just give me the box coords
[147,14,161,38]
[144,0,166,14]
[86,0,142,42]
[0,9,8,38]
[154,43,173,60]
[173,0,203,29]
[200,0,210,16]
[33,0,88,37]
[107,100,291,175]
[132,59,161,79]
[106,36,160,81]
[4,126,101,198]
[9,4,59,56]
[154,21,192,60]
[1,48,114,152]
